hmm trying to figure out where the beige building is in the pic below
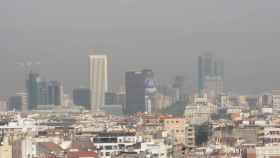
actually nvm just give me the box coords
[272,90,280,107]
[161,117,186,145]
[0,98,7,112]
[89,53,108,112]
[151,93,173,113]
[185,125,195,149]
[256,145,280,158]
[185,94,217,125]
[0,139,12,158]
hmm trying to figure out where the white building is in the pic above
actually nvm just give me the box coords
[16,91,28,112]
[272,90,280,107]
[263,127,280,145]
[139,141,172,158]
[89,54,108,112]
[93,132,139,158]
[21,139,37,158]
[0,99,7,112]
[256,145,280,158]
[185,94,217,125]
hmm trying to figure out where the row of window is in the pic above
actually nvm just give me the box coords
[165,120,183,124]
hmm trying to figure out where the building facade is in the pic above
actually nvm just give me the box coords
[47,81,64,106]
[161,117,186,145]
[125,69,156,115]
[198,53,224,96]
[26,72,40,110]
[73,88,91,109]
[89,54,108,112]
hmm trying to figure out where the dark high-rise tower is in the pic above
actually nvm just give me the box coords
[172,75,185,101]
[125,69,156,115]
[38,81,49,105]
[198,53,224,95]
[48,81,64,106]
[73,88,91,109]
[26,72,40,110]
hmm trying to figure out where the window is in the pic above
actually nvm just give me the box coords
[105,146,113,150]
[106,152,110,156]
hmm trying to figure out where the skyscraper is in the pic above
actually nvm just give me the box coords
[73,88,91,109]
[38,81,49,105]
[89,54,108,111]
[26,72,40,110]
[125,69,156,115]
[8,91,27,112]
[47,81,64,106]
[172,75,185,101]
[198,53,224,95]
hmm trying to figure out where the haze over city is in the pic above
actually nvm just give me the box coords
[1,0,280,96]
[3,1,280,158]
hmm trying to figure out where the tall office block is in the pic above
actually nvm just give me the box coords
[38,81,49,105]
[48,81,64,106]
[26,72,40,110]
[73,88,91,109]
[8,96,23,111]
[17,91,28,112]
[172,75,185,101]
[125,69,156,115]
[198,53,224,95]
[89,54,108,111]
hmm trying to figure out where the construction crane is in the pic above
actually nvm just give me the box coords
[16,61,41,77]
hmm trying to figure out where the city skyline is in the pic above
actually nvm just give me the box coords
[2,1,280,157]
[2,50,279,97]
[2,0,280,96]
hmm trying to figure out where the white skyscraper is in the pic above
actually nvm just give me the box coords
[89,54,108,111]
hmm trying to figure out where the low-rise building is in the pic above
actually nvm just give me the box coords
[160,116,186,145]
[256,145,280,158]
[185,125,195,149]
[93,132,139,158]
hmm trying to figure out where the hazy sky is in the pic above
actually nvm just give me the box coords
[1,0,280,96]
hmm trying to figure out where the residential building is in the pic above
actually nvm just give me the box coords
[93,132,139,158]
[185,125,196,149]
[160,116,186,145]
[263,127,280,145]
[256,145,280,158]
[12,139,37,158]
[272,90,280,107]
[0,138,12,158]
[0,98,7,112]
[185,94,217,125]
